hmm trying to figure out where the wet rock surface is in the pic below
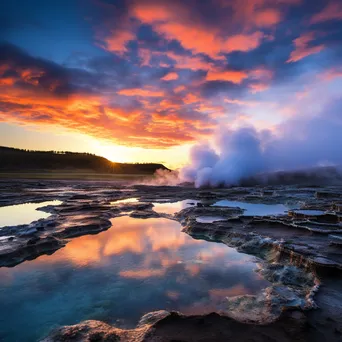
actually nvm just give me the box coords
[42,310,308,342]
[1,180,342,341]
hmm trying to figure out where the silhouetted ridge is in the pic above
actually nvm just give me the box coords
[0,146,169,174]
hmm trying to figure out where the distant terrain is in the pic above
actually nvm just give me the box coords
[0,146,169,179]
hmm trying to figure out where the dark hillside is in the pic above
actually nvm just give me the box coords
[0,146,169,174]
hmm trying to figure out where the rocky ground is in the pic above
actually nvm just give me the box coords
[1,179,342,341]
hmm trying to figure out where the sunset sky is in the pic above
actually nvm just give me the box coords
[1,0,342,168]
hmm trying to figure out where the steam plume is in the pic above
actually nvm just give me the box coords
[180,98,342,187]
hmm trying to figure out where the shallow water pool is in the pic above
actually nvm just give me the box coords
[110,198,139,205]
[152,199,199,215]
[196,216,226,223]
[0,216,268,342]
[0,201,62,228]
[290,209,325,216]
[213,200,289,216]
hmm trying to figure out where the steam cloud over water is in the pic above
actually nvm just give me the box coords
[180,128,266,187]
[179,98,342,187]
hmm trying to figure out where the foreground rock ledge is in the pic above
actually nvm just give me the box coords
[42,310,308,342]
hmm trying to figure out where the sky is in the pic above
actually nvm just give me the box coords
[0,0,342,168]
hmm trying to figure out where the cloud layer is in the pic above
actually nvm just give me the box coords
[0,0,342,149]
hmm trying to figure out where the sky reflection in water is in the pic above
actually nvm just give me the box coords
[196,216,226,223]
[110,198,139,205]
[291,209,325,216]
[0,216,268,342]
[213,200,289,216]
[0,201,62,228]
[152,199,199,215]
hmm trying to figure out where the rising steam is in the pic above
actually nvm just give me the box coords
[180,128,266,187]
[179,97,342,187]
[150,98,342,187]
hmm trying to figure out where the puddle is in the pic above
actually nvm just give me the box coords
[0,201,62,228]
[152,199,199,215]
[290,209,325,216]
[152,198,172,202]
[213,200,288,216]
[0,236,14,241]
[0,216,268,342]
[26,187,71,193]
[110,198,139,205]
[196,216,226,223]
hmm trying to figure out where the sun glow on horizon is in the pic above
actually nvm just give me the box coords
[0,122,190,169]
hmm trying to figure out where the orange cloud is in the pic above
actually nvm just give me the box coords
[158,22,221,58]
[102,29,135,53]
[130,2,264,59]
[216,0,296,29]
[161,72,179,81]
[249,82,270,93]
[131,2,173,22]
[248,67,273,92]
[321,67,342,81]
[161,25,263,58]
[184,93,200,104]
[0,77,15,86]
[19,68,45,85]
[118,87,165,97]
[249,68,273,81]
[221,32,264,54]
[174,85,185,93]
[0,82,213,148]
[206,69,248,84]
[311,2,342,24]
[98,0,303,59]
[197,103,225,115]
[0,63,54,90]
[254,9,282,27]
[138,48,153,66]
[0,64,9,75]
[158,99,181,110]
[163,51,212,71]
[287,32,324,63]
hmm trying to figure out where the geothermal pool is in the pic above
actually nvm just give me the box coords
[110,198,139,205]
[152,199,199,215]
[0,216,269,342]
[150,198,290,217]
[0,201,62,228]
[196,216,226,223]
[213,200,289,216]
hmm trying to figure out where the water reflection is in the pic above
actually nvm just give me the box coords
[110,198,139,205]
[213,200,288,216]
[196,216,226,223]
[152,199,199,215]
[0,201,62,228]
[290,209,325,216]
[0,217,268,342]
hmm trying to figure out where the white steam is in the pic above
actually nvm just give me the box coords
[179,97,342,187]
[180,128,266,187]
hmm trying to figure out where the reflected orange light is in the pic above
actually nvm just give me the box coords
[119,269,165,278]
[209,285,250,298]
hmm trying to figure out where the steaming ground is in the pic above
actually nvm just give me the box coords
[161,98,342,188]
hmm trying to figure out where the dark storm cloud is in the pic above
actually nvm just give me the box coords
[0,43,76,96]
